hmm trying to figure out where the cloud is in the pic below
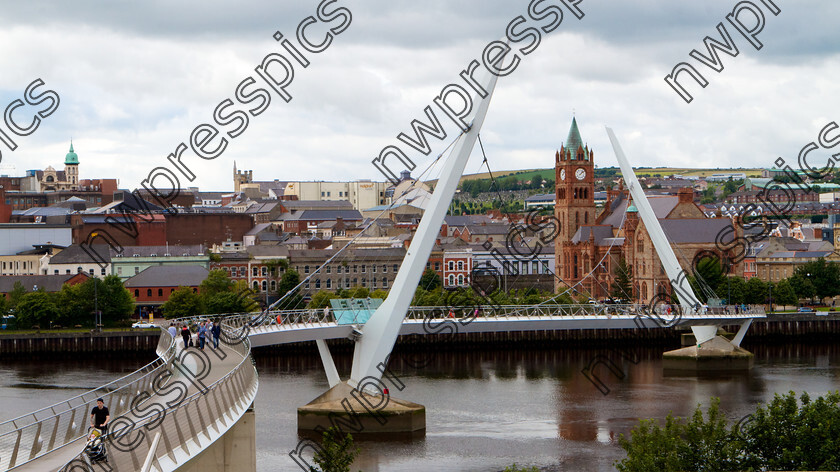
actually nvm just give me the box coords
[1,0,839,192]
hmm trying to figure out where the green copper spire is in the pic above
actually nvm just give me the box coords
[65,141,78,165]
[565,117,583,153]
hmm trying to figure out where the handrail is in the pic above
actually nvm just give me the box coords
[56,321,258,471]
[0,332,175,434]
[0,331,177,470]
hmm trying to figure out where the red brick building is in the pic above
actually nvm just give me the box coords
[125,265,209,316]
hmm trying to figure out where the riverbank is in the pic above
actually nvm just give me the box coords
[0,330,161,356]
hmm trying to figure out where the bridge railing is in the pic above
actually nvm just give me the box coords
[0,330,177,470]
[180,303,766,337]
[56,321,258,471]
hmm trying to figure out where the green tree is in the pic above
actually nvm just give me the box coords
[98,275,134,323]
[308,290,338,309]
[275,269,303,309]
[8,281,27,310]
[15,291,61,329]
[0,295,7,316]
[418,268,442,291]
[610,257,633,300]
[788,272,816,302]
[200,269,235,298]
[205,291,254,314]
[162,287,204,318]
[716,276,747,305]
[743,277,766,304]
[773,279,798,307]
[309,427,360,472]
[793,258,840,301]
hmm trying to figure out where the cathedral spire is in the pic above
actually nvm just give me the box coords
[565,117,583,152]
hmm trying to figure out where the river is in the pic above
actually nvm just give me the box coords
[1,342,837,471]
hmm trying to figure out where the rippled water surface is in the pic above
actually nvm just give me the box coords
[1,343,837,471]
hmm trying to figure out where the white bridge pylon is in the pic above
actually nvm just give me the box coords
[606,127,743,346]
[343,62,501,389]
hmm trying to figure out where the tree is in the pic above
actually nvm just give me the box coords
[616,392,840,472]
[275,269,303,309]
[793,258,840,301]
[418,268,442,291]
[98,275,134,323]
[15,292,61,329]
[0,295,7,316]
[200,269,235,298]
[743,277,766,304]
[789,273,816,302]
[162,287,204,318]
[8,281,27,310]
[611,258,633,300]
[773,279,798,307]
[205,291,254,314]
[308,290,338,309]
[309,427,360,472]
[716,276,746,305]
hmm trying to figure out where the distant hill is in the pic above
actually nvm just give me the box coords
[426,167,764,186]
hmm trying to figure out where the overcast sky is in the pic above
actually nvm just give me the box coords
[1,0,839,192]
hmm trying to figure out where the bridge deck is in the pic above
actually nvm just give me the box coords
[13,338,248,471]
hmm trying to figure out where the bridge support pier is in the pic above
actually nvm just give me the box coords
[176,404,256,472]
[663,322,754,372]
[297,382,425,435]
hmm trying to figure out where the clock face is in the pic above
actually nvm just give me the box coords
[560,169,566,181]
[575,168,586,180]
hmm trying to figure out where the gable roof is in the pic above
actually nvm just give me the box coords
[0,273,88,293]
[124,265,209,288]
[48,244,112,264]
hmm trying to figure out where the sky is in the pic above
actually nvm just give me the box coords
[1,0,839,192]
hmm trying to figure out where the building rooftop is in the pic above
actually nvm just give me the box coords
[124,265,209,288]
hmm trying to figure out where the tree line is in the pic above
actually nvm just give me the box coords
[0,276,134,329]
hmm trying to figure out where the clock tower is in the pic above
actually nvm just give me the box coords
[554,117,596,243]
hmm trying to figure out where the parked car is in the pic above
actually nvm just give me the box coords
[796,307,815,313]
[131,321,159,329]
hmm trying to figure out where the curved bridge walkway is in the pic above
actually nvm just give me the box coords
[0,321,258,472]
[215,303,765,348]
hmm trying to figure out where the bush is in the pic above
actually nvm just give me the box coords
[616,392,840,471]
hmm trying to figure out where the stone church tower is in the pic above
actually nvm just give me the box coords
[554,117,596,291]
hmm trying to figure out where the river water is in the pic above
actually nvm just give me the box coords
[1,342,837,471]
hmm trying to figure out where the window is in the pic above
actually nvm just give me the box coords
[231,267,237,277]
[262,267,267,276]
[101,268,106,276]
[66,269,71,274]
[135,267,140,275]
[458,274,464,285]
[326,279,331,289]
[382,277,388,288]
[448,275,454,286]
[150,254,157,257]
[372,265,376,273]
[147,289,152,297]
[321,191,325,197]
[240,266,246,275]
[372,278,377,288]
[262,281,267,291]
[542,261,549,273]
[448,261,454,271]
[77,266,83,273]
[361,265,366,273]
[457,261,463,271]
[345,279,350,288]
[253,281,259,290]
[434,262,440,271]
[271,280,276,291]
[158,289,163,296]
[337,265,342,274]
[253,267,259,277]
[89,269,94,276]
[117,267,123,275]
[315,279,321,289]
[305,280,310,290]
[326,265,331,274]
[134,289,139,297]
[54,269,59,274]
[327,192,331,197]
[353,278,358,286]
[533,261,539,273]
[393,264,398,272]
[382,265,387,273]
[353,265,358,273]
[361,278,366,287]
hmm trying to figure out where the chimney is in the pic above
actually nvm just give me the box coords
[677,187,694,204]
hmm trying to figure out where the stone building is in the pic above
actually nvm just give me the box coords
[553,118,743,302]
[20,142,80,192]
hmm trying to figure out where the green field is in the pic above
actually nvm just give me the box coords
[427,167,764,186]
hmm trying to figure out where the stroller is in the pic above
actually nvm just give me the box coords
[85,427,108,463]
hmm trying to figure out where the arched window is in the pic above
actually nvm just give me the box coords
[382,277,388,288]
[575,212,579,229]
[448,275,454,286]
[325,279,331,289]
[261,281,267,291]
[134,289,139,297]
[261,266,267,276]
[457,261,463,270]
[361,278,366,287]
[77,266,83,273]
[147,289,152,297]
[584,212,588,224]
[457,274,464,285]
[158,289,163,297]
[252,267,258,277]
[271,280,276,291]
[253,281,259,290]
[304,265,310,274]
[448,261,454,271]
[315,279,321,289]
